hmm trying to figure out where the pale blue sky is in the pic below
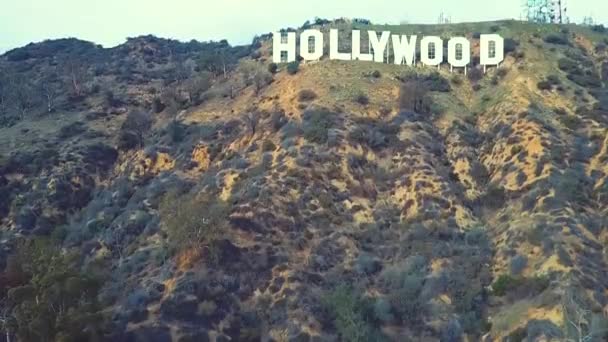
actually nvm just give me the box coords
[1,0,607,53]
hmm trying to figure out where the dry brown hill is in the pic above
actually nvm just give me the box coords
[0,19,608,342]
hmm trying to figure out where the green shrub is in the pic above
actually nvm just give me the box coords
[537,80,552,91]
[286,61,300,75]
[558,114,583,130]
[380,256,428,324]
[268,63,278,74]
[557,58,578,73]
[2,238,105,341]
[546,74,561,85]
[567,73,602,88]
[491,274,522,296]
[167,120,187,142]
[544,34,569,45]
[504,38,519,54]
[297,89,317,102]
[262,139,276,151]
[399,71,450,92]
[159,190,229,256]
[302,109,335,144]
[482,184,506,208]
[355,93,370,105]
[491,274,549,297]
[468,68,484,83]
[322,285,381,342]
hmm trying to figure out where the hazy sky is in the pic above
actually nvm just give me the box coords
[1,0,607,52]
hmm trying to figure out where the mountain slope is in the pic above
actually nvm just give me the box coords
[0,19,608,341]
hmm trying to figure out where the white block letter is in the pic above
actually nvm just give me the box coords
[392,35,417,66]
[421,36,443,66]
[352,30,373,61]
[480,34,504,67]
[369,31,390,63]
[448,37,471,68]
[273,31,296,63]
[300,29,323,61]
[330,29,351,61]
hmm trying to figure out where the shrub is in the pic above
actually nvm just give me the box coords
[504,38,519,54]
[158,190,229,257]
[117,109,153,150]
[262,139,276,151]
[373,298,394,323]
[482,184,506,208]
[558,114,583,130]
[399,81,431,114]
[591,24,606,33]
[286,61,300,75]
[399,71,450,92]
[268,63,278,74]
[492,274,549,297]
[380,257,428,324]
[467,68,484,83]
[371,70,381,78]
[297,89,317,102]
[491,274,522,296]
[451,75,463,85]
[537,80,552,91]
[302,109,335,144]
[2,238,105,341]
[496,68,509,78]
[510,255,528,275]
[167,120,187,143]
[567,73,602,88]
[355,93,370,105]
[558,58,579,73]
[152,97,165,113]
[441,319,464,342]
[546,74,561,85]
[544,34,569,45]
[322,285,381,342]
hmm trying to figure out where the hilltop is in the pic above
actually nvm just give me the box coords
[0,19,608,341]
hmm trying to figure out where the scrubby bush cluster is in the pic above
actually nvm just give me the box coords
[0,238,106,341]
[322,285,383,341]
[301,108,336,144]
[158,190,229,257]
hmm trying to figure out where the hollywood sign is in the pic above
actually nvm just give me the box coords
[273,29,505,73]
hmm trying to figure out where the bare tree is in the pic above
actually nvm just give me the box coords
[244,111,260,137]
[39,72,61,114]
[239,61,272,95]
[118,109,153,149]
[0,72,6,114]
[0,299,13,342]
[172,59,194,83]
[562,287,608,342]
[62,56,89,98]
[8,75,37,119]
[161,86,182,120]
[197,48,232,79]
[183,72,211,105]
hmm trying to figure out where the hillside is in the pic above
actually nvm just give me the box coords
[0,19,608,341]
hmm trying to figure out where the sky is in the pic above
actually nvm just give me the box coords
[1,0,607,53]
